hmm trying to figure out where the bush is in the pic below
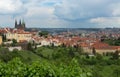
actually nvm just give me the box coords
[0,58,92,77]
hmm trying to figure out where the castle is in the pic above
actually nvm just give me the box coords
[15,19,26,30]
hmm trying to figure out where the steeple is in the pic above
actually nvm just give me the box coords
[22,19,26,29]
[15,19,26,30]
[19,19,21,26]
[22,19,25,25]
[15,19,17,28]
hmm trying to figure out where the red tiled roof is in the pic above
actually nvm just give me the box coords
[80,42,89,47]
[92,42,120,50]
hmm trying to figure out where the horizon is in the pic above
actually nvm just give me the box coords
[0,0,120,28]
[1,27,120,29]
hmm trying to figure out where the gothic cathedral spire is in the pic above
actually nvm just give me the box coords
[15,19,17,28]
[19,19,21,26]
[15,19,26,30]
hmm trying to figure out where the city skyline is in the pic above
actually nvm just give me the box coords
[0,0,120,28]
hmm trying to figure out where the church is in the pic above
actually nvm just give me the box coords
[15,19,26,30]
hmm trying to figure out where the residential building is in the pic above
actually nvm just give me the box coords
[6,30,32,42]
[0,36,2,45]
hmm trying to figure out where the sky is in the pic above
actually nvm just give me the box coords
[0,0,120,28]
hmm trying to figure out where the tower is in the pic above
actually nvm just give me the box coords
[14,19,26,30]
[19,19,21,26]
[22,19,26,29]
[15,20,17,28]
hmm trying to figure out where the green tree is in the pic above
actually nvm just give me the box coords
[112,50,119,60]
[11,39,17,46]
[68,47,75,58]
[113,67,120,77]
[92,47,96,55]
[85,53,90,59]
[39,31,49,37]
[96,54,103,60]
[0,48,12,62]
[27,42,33,51]
[1,34,6,42]
[0,58,92,77]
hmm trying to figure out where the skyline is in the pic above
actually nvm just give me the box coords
[0,0,120,28]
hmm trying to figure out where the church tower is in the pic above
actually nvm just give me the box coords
[19,19,22,26]
[14,19,26,30]
[22,19,26,29]
[15,20,17,28]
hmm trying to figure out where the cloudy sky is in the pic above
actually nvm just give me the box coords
[0,0,120,28]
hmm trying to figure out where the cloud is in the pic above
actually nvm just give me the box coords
[0,0,120,28]
[54,0,120,21]
[25,6,54,18]
[90,17,120,23]
[40,0,62,6]
[0,0,26,15]
[90,17,120,28]
[111,3,120,16]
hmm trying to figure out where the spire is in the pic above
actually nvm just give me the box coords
[15,19,17,28]
[15,19,17,23]
[22,19,25,25]
[15,19,17,25]
[19,19,21,25]
[22,19,26,29]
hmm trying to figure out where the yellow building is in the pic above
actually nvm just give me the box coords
[0,36,2,45]
[6,31,32,42]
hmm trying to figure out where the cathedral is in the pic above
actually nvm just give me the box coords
[15,19,26,30]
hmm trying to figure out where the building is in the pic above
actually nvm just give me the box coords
[5,29,32,42]
[91,42,120,54]
[15,19,26,30]
[8,46,22,51]
[0,36,2,45]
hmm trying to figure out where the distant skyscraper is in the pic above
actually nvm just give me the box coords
[15,19,26,30]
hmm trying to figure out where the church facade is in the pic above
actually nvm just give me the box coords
[15,19,26,30]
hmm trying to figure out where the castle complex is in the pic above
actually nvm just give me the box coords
[15,19,26,30]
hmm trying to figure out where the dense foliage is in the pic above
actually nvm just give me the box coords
[0,46,120,77]
[0,58,92,77]
[39,31,49,37]
[102,38,120,46]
